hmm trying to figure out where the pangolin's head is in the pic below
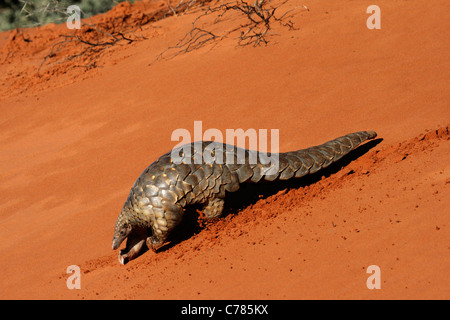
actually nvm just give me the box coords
[112,207,133,250]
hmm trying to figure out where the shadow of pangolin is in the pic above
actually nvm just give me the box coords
[112,131,377,264]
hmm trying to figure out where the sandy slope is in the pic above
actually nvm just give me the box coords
[0,0,449,299]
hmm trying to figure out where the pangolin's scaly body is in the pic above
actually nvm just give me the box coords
[112,130,377,264]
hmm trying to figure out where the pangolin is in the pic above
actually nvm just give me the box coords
[112,130,377,264]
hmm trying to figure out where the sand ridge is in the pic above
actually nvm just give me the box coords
[0,0,449,299]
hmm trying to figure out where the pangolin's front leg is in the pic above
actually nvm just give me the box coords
[146,203,184,252]
[118,230,146,265]
[145,197,225,252]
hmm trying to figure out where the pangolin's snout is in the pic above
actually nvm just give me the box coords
[112,238,119,250]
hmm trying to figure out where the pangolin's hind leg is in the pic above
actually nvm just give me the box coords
[203,198,225,219]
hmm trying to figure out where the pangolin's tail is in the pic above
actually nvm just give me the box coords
[248,131,377,182]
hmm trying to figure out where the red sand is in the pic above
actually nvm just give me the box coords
[0,0,449,299]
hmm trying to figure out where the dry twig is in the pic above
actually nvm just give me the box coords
[151,0,307,65]
[39,18,148,74]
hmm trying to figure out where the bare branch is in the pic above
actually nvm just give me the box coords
[151,0,308,64]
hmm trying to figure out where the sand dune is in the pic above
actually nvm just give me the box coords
[0,0,448,299]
